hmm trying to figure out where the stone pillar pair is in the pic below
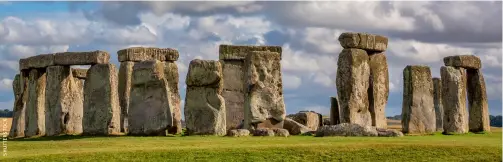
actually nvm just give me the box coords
[336,33,389,128]
[441,55,490,134]
[117,47,181,135]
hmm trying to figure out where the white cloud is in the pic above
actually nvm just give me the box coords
[0,78,13,92]
[282,73,302,90]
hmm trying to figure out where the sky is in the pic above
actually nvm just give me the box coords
[0,1,501,116]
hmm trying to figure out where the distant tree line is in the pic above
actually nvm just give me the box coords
[0,109,13,117]
[387,115,503,127]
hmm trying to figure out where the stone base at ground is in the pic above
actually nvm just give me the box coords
[227,129,250,137]
[376,128,404,137]
[315,123,378,137]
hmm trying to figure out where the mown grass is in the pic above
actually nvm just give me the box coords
[2,128,501,161]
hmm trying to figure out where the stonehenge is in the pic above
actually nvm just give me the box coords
[336,32,389,128]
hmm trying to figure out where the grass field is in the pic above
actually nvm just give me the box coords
[1,118,501,161]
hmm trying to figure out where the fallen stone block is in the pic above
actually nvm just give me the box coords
[273,128,290,137]
[376,128,404,137]
[283,118,313,135]
[291,111,320,131]
[433,78,444,132]
[253,128,275,136]
[83,64,120,135]
[25,69,47,137]
[338,32,388,52]
[117,47,179,62]
[467,69,490,133]
[54,51,110,65]
[443,55,481,69]
[402,65,436,134]
[19,54,55,70]
[315,123,378,137]
[369,52,389,128]
[184,60,226,136]
[336,48,371,126]
[227,129,250,137]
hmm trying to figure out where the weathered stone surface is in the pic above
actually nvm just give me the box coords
[19,54,55,70]
[117,47,179,62]
[128,61,173,136]
[9,73,27,138]
[118,61,134,133]
[336,48,371,126]
[443,55,481,69]
[433,78,444,132]
[273,128,290,137]
[227,129,250,137]
[252,128,275,136]
[45,66,83,136]
[315,123,378,137]
[467,69,490,133]
[72,68,88,79]
[219,44,282,60]
[402,65,436,134]
[338,32,388,52]
[221,60,246,130]
[54,51,110,65]
[441,66,468,134]
[184,60,226,136]
[83,64,120,135]
[164,61,182,134]
[25,69,47,137]
[368,53,389,128]
[283,118,312,135]
[323,118,331,125]
[330,96,340,125]
[244,51,286,129]
[376,128,404,137]
[291,111,320,131]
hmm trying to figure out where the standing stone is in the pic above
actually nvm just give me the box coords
[291,111,320,131]
[164,61,182,134]
[219,45,282,130]
[25,69,47,137]
[45,66,83,136]
[83,64,120,135]
[441,66,468,134]
[128,61,173,136]
[243,51,286,129]
[330,96,340,125]
[118,61,134,133]
[433,78,444,132]
[9,74,27,138]
[467,69,490,133]
[401,65,436,134]
[368,52,389,128]
[184,60,226,135]
[336,48,371,126]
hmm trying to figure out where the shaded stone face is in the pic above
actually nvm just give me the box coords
[45,66,84,136]
[9,73,27,138]
[19,54,55,70]
[338,32,388,52]
[330,96,340,125]
[128,61,173,136]
[432,78,444,132]
[25,69,47,137]
[368,53,389,128]
[336,48,371,126]
[443,55,481,69]
[54,51,110,65]
[283,118,313,135]
[467,69,490,133]
[184,60,226,136]
[243,51,286,129]
[401,65,435,134]
[117,47,179,62]
[219,44,282,60]
[118,61,135,133]
[71,68,88,79]
[441,66,468,134]
[291,111,320,131]
[83,64,120,135]
[164,61,182,134]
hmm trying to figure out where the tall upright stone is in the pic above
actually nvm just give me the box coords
[219,45,282,130]
[401,65,435,134]
[368,52,389,128]
[330,96,340,125]
[243,51,286,129]
[432,78,443,132]
[118,61,134,133]
[164,61,182,134]
[467,69,490,132]
[336,48,371,126]
[83,64,120,135]
[45,66,83,136]
[9,74,27,138]
[184,60,226,135]
[441,66,468,134]
[128,61,173,136]
[25,69,47,137]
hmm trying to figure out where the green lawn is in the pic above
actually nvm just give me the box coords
[2,129,501,162]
